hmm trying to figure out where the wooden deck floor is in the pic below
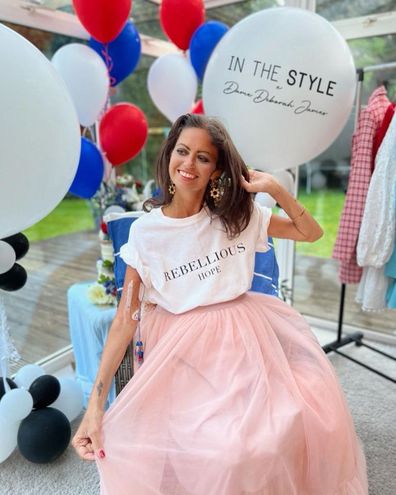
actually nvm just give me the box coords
[2,231,395,375]
[2,230,99,375]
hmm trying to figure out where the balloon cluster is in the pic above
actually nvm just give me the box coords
[150,5,356,173]
[0,233,29,292]
[0,364,83,464]
[147,0,229,122]
[47,1,149,199]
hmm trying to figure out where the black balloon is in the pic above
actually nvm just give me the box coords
[17,407,71,464]
[0,263,27,291]
[29,375,61,409]
[0,376,18,400]
[2,233,29,260]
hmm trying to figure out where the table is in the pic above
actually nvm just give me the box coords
[67,282,116,409]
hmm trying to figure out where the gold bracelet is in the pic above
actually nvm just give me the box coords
[290,207,306,222]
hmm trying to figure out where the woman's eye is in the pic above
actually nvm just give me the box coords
[198,155,209,162]
[176,148,187,155]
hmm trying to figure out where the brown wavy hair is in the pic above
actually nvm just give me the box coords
[144,113,253,238]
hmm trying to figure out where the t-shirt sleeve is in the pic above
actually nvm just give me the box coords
[255,203,272,252]
[119,222,151,288]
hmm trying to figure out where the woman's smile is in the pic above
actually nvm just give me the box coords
[177,169,198,180]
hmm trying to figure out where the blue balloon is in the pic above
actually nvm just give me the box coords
[69,137,104,199]
[190,21,229,81]
[89,20,141,87]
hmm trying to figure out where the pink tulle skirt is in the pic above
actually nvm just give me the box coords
[97,293,368,495]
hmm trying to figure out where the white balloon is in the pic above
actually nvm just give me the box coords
[0,24,81,239]
[0,415,19,463]
[203,7,356,172]
[14,364,45,389]
[0,388,33,421]
[273,170,295,195]
[52,43,110,127]
[51,378,84,422]
[104,205,126,216]
[0,241,16,275]
[255,192,276,208]
[148,54,198,122]
[311,171,327,190]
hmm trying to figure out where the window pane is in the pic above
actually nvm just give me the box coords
[349,35,396,101]
[1,23,97,374]
[293,34,396,338]
[317,0,396,22]
[3,21,81,56]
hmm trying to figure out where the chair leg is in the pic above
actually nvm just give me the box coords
[115,343,134,395]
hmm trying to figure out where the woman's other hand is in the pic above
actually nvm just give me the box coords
[72,408,105,461]
[240,170,280,196]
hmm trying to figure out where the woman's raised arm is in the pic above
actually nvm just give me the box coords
[241,170,323,242]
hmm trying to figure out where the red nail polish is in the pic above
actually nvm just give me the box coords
[99,450,105,459]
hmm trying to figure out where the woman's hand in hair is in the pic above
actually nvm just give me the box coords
[240,170,280,196]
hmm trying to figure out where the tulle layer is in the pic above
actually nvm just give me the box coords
[97,293,368,495]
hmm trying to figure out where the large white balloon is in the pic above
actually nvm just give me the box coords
[203,7,356,172]
[147,54,197,122]
[52,43,110,127]
[273,170,295,195]
[0,241,16,275]
[0,24,81,239]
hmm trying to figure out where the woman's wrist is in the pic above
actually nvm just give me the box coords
[265,178,281,198]
[290,206,306,221]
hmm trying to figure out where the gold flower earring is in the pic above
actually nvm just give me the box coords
[209,179,221,206]
[168,182,175,195]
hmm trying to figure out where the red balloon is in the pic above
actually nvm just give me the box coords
[99,103,148,166]
[160,0,205,50]
[73,0,132,43]
[191,99,204,114]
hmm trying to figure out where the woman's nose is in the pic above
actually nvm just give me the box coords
[183,155,195,168]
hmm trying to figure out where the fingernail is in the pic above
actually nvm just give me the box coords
[99,450,105,459]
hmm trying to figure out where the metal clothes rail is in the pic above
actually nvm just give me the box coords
[323,61,396,384]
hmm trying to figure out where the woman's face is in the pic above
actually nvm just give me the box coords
[169,127,219,197]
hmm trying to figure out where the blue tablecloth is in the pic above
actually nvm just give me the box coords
[67,282,117,409]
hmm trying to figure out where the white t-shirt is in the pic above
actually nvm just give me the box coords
[120,203,272,314]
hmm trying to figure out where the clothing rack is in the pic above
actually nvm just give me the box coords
[322,62,396,383]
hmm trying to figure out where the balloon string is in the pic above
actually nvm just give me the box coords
[0,295,20,389]
[102,44,117,87]
[1,359,9,393]
[0,297,21,376]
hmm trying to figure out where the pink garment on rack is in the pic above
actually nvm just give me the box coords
[372,102,395,167]
[332,86,390,284]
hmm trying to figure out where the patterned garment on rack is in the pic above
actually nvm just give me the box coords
[355,111,396,311]
[332,86,391,284]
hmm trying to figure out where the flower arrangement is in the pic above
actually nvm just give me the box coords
[91,174,144,220]
[88,259,117,306]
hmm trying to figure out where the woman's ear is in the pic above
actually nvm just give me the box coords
[210,169,222,181]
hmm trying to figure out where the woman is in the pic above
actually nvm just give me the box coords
[73,114,368,494]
